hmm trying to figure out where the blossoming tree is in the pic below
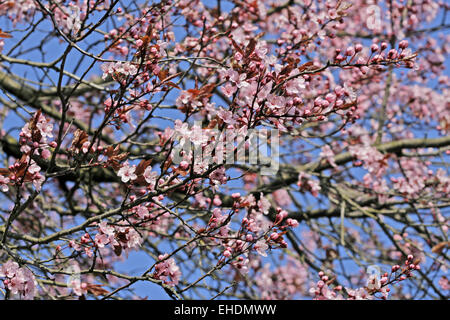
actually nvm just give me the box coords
[0,0,448,300]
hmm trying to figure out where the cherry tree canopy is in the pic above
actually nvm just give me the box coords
[0,0,449,300]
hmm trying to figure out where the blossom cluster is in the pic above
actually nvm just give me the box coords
[152,254,181,286]
[309,255,421,300]
[0,261,36,300]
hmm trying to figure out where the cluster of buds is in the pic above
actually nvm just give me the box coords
[268,231,288,249]
[370,40,415,68]
[334,39,415,71]
[310,255,420,300]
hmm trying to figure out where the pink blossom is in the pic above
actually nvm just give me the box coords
[94,221,116,248]
[0,260,19,278]
[209,167,227,185]
[28,161,41,174]
[153,254,181,286]
[71,280,88,296]
[438,277,449,291]
[101,61,138,80]
[298,172,321,197]
[0,175,10,192]
[143,166,158,187]
[32,173,45,192]
[258,195,271,215]
[221,83,237,97]
[136,205,149,219]
[320,145,337,168]
[285,77,306,95]
[117,161,137,183]
[40,148,51,159]
[124,228,142,249]
[0,261,36,300]
[217,108,236,124]
[254,239,269,257]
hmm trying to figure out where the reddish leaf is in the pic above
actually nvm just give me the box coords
[0,168,10,176]
[0,28,12,38]
[115,231,128,243]
[113,245,122,257]
[86,284,109,296]
[162,157,172,172]
[200,83,216,94]
[245,38,257,57]
[174,167,189,176]
[157,69,169,81]
[69,129,89,152]
[431,241,450,255]
[186,88,201,97]
[140,35,151,45]
[165,81,181,90]
[162,71,182,83]
[136,159,152,175]
[298,61,314,72]
[115,152,129,161]
[230,38,244,55]
[29,109,41,133]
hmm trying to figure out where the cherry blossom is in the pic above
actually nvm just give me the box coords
[0,175,9,192]
[0,0,447,301]
[153,254,181,286]
[117,161,137,183]
[0,261,36,300]
[254,239,269,257]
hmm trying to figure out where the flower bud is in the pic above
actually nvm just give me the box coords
[399,40,409,49]
[345,46,355,56]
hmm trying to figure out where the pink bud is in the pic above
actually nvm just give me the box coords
[213,196,222,206]
[398,40,408,49]
[325,93,335,102]
[334,86,344,96]
[335,54,344,61]
[179,161,189,170]
[387,49,398,59]
[41,148,51,159]
[286,218,299,227]
[270,233,279,241]
[345,46,355,56]
[360,66,369,74]
[371,44,379,52]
